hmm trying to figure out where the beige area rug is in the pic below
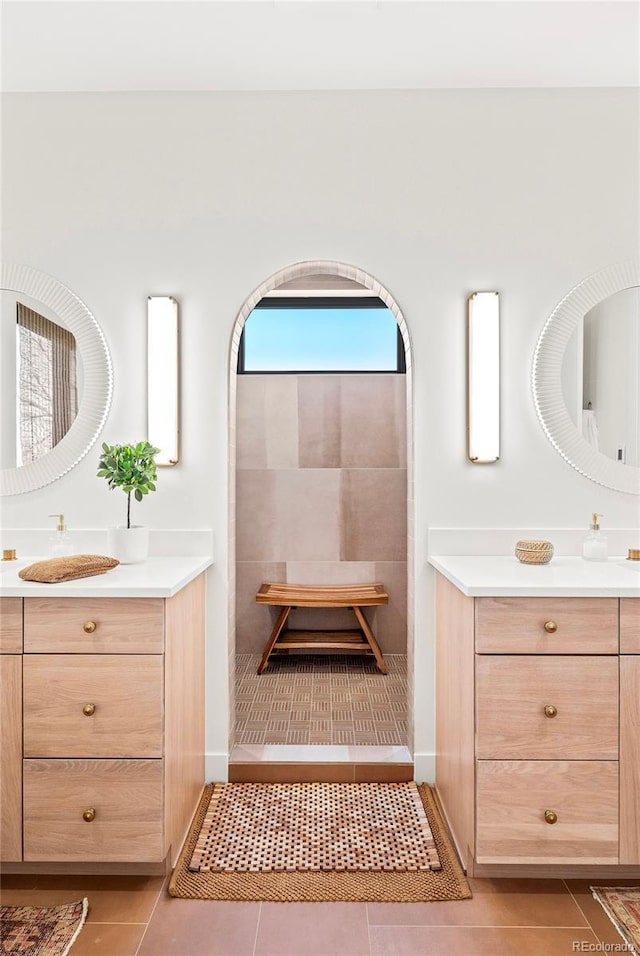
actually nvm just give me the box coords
[169,782,471,902]
[0,899,88,956]
[591,886,640,956]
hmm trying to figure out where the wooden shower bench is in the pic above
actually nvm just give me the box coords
[255,582,389,674]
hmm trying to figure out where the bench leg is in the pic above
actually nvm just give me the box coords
[352,605,388,674]
[257,605,292,674]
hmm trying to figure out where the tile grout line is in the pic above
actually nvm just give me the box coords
[365,902,373,956]
[563,879,607,943]
[252,902,262,956]
[131,876,169,956]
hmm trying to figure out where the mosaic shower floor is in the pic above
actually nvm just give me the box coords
[234,653,408,746]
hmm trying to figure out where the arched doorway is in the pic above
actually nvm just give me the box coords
[228,260,414,764]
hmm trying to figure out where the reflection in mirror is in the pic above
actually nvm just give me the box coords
[533,260,640,496]
[1,264,112,496]
[561,286,640,468]
[18,303,78,465]
[1,292,82,469]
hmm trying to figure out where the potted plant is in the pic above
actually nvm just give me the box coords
[98,440,160,563]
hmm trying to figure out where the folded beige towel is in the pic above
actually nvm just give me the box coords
[19,554,120,583]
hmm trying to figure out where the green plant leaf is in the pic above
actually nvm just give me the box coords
[97,440,159,523]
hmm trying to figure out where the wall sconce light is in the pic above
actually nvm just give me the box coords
[148,296,179,466]
[467,291,500,463]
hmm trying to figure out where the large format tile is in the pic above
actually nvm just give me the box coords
[255,902,370,956]
[239,469,341,562]
[341,470,407,561]
[137,897,261,956]
[72,923,146,956]
[298,376,341,468]
[0,875,165,923]
[565,879,640,947]
[237,469,342,562]
[340,375,406,469]
[237,376,299,470]
[286,560,376,585]
[275,469,342,561]
[367,878,588,928]
[368,925,600,956]
[263,377,299,469]
[236,376,268,469]
[373,561,407,653]
[236,470,278,561]
[236,561,287,654]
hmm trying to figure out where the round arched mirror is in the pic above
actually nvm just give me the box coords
[0,264,113,495]
[532,260,640,495]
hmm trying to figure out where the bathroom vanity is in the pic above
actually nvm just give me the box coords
[0,557,211,873]
[430,555,640,878]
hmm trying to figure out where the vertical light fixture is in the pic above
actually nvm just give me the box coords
[467,291,500,463]
[148,295,179,466]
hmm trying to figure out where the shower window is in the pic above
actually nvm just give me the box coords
[238,297,405,373]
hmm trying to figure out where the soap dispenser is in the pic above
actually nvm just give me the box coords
[48,514,73,556]
[582,513,608,562]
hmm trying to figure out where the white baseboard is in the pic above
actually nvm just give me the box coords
[205,751,229,782]
[412,751,435,783]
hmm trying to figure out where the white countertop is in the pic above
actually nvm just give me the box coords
[429,555,640,597]
[0,555,213,598]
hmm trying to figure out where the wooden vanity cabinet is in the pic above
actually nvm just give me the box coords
[0,575,206,871]
[435,575,639,875]
[0,598,23,862]
[620,599,640,863]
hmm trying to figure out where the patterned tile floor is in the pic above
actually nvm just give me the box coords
[234,653,407,746]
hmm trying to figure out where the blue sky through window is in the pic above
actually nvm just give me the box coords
[241,306,399,372]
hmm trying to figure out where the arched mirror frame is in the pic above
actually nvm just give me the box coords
[1,264,113,495]
[532,260,640,495]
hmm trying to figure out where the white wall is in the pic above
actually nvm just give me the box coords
[2,89,639,777]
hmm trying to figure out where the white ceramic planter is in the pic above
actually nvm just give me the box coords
[107,525,149,564]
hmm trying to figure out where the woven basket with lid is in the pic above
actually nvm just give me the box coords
[514,539,554,564]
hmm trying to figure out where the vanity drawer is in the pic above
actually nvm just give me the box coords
[24,598,164,654]
[475,597,618,654]
[620,598,640,654]
[476,655,618,759]
[476,760,618,864]
[0,654,22,862]
[23,758,163,862]
[24,655,163,758]
[0,597,23,653]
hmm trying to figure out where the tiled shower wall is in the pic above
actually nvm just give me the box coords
[236,374,407,654]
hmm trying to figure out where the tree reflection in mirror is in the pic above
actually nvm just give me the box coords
[16,302,78,465]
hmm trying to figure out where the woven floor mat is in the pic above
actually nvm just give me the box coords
[169,783,471,902]
[190,781,440,873]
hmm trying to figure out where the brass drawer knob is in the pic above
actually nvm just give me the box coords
[544,621,558,634]
[83,621,97,634]
[544,809,558,825]
[82,703,96,717]
[544,704,558,718]
[82,808,96,823]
